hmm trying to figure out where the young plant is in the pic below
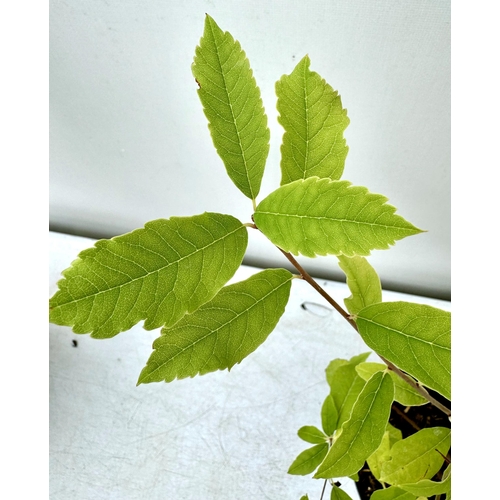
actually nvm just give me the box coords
[49,15,451,499]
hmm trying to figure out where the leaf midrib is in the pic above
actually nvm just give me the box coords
[145,275,292,380]
[51,225,244,309]
[207,19,255,201]
[256,211,415,231]
[358,316,451,352]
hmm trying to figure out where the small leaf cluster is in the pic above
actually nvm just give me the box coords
[49,14,451,499]
[290,354,450,499]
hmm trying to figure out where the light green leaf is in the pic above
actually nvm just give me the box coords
[380,427,451,486]
[356,302,451,400]
[325,358,349,384]
[138,269,293,383]
[400,466,451,497]
[356,362,427,406]
[254,177,423,258]
[321,394,338,435]
[330,485,354,500]
[370,486,417,500]
[276,55,349,185]
[192,15,270,202]
[367,423,403,481]
[288,443,329,476]
[298,426,328,444]
[327,352,370,429]
[315,371,394,479]
[337,255,382,315]
[367,430,393,481]
[387,423,403,444]
[49,213,248,339]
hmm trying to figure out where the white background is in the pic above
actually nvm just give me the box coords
[49,0,450,299]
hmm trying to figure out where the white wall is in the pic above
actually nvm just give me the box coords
[50,0,450,299]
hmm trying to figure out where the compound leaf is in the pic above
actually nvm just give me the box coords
[356,362,427,406]
[49,213,248,338]
[379,427,451,486]
[356,302,451,400]
[138,269,293,383]
[338,255,382,315]
[192,15,270,202]
[298,426,328,445]
[315,371,394,479]
[288,443,329,476]
[276,55,349,185]
[254,177,423,258]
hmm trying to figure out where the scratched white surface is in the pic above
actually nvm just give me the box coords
[49,231,450,499]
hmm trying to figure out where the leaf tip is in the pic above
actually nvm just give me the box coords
[136,367,150,386]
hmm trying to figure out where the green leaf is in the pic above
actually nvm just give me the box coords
[192,15,270,202]
[326,352,370,429]
[370,487,417,500]
[288,443,329,476]
[356,302,451,400]
[325,358,349,384]
[138,269,293,383]
[276,55,349,185]
[300,495,309,500]
[367,430,394,481]
[337,255,382,315]
[298,426,328,444]
[356,362,427,406]
[49,213,248,339]
[254,177,423,258]
[367,423,403,481]
[321,394,338,435]
[387,423,403,445]
[315,371,394,479]
[330,485,354,500]
[379,427,451,486]
[399,466,451,497]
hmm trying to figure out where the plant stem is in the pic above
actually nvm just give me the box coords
[392,404,421,432]
[246,224,451,417]
[319,479,327,500]
[278,246,451,417]
[380,356,451,417]
[277,248,357,329]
